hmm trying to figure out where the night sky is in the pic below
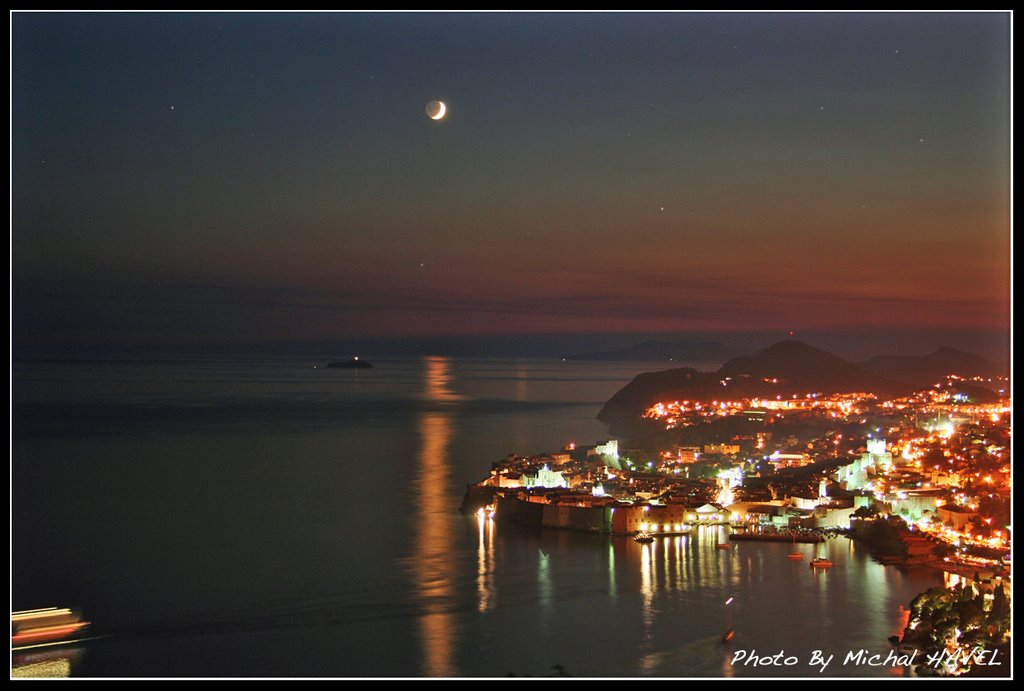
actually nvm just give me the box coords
[12,12,1011,359]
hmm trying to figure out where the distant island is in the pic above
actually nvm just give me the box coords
[326,357,373,369]
[565,339,731,362]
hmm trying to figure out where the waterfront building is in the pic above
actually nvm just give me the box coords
[937,504,978,530]
[807,503,856,528]
[725,500,788,525]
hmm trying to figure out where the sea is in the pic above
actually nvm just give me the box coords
[11,356,943,677]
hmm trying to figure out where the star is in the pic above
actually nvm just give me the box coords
[660,207,664,212]
[170,105,175,110]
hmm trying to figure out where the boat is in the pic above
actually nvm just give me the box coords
[716,543,733,550]
[788,533,804,560]
[12,608,89,648]
[810,557,833,569]
[633,532,654,543]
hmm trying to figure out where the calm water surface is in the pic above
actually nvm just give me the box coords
[12,357,941,677]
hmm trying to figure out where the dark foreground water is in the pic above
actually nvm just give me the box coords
[12,356,941,677]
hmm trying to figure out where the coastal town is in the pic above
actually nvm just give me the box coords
[464,385,1009,570]
[462,344,1011,676]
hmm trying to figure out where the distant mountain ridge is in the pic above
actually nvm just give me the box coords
[860,347,1006,389]
[718,340,895,391]
[597,339,1002,436]
[566,339,731,362]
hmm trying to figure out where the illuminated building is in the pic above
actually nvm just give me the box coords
[525,465,567,489]
[833,438,892,491]
[589,439,619,461]
[704,443,740,455]
[937,503,977,530]
[768,452,810,470]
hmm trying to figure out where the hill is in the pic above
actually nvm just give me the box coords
[861,347,1007,390]
[598,340,911,435]
[717,340,907,395]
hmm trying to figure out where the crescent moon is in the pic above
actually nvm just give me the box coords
[427,100,447,120]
